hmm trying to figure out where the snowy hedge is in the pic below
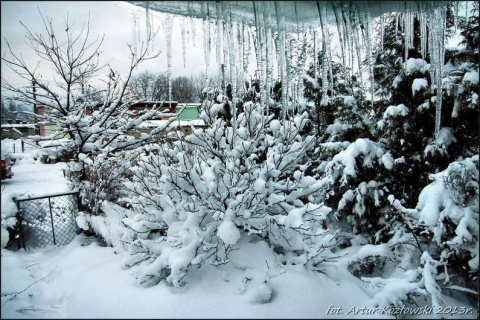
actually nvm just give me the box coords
[78,100,336,287]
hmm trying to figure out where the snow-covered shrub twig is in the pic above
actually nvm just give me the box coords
[99,98,336,287]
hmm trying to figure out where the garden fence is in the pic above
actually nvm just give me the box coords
[14,190,81,250]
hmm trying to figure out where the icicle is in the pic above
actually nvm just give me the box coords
[146,1,150,37]
[253,1,265,108]
[428,5,446,138]
[464,1,470,22]
[223,2,237,136]
[313,29,318,80]
[202,2,211,86]
[320,47,329,106]
[357,3,368,47]
[162,15,173,101]
[263,2,274,113]
[327,32,334,99]
[150,11,155,54]
[259,1,270,112]
[237,23,244,93]
[222,32,229,85]
[180,17,187,68]
[265,28,275,115]
[215,1,223,66]
[365,9,375,109]
[274,1,287,121]
[243,25,250,76]
[395,12,399,41]
[341,3,355,78]
[221,2,229,95]
[294,1,300,39]
[132,13,137,63]
[403,10,415,63]
[419,9,428,60]
[190,16,196,47]
[203,19,211,85]
[137,11,141,41]
[332,1,346,66]
[351,4,364,93]
[380,14,385,51]
[357,3,375,109]
[230,21,238,100]
[454,1,459,32]
[145,2,154,54]
[318,1,334,102]
[285,34,293,114]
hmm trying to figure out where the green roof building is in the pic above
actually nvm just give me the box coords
[176,103,201,120]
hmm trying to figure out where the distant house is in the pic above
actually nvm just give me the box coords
[173,103,205,136]
[33,101,206,141]
[86,101,177,120]
[129,101,177,120]
[1,121,36,139]
[131,102,206,139]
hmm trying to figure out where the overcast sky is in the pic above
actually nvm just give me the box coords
[1,1,219,92]
[1,1,469,97]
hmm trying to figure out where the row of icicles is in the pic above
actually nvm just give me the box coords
[129,1,464,138]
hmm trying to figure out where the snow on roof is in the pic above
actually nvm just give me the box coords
[139,119,206,128]
[1,123,36,128]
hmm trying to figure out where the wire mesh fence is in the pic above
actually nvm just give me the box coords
[14,191,81,250]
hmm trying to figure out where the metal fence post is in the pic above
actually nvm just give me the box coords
[48,197,56,245]
[76,192,82,234]
[13,196,26,251]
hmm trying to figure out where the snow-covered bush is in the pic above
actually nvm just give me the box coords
[315,138,395,239]
[355,155,479,310]
[416,155,479,300]
[79,97,335,287]
[302,58,370,142]
[66,151,135,216]
[1,192,19,248]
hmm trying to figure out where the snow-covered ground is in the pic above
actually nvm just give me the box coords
[1,139,478,319]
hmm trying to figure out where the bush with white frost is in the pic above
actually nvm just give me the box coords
[350,155,479,309]
[78,99,334,287]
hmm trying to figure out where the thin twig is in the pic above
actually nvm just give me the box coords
[1,267,57,307]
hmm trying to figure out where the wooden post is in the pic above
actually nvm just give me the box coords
[32,79,39,136]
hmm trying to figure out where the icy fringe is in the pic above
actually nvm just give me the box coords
[347,155,479,311]
[78,97,336,287]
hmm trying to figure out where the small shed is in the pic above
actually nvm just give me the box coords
[1,121,36,139]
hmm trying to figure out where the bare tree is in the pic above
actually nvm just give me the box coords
[1,8,173,157]
[191,71,221,102]
[125,71,169,101]
[171,76,198,102]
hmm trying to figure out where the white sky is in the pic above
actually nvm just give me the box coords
[1,1,470,97]
[1,1,220,92]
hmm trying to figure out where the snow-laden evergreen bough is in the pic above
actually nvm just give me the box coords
[355,155,479,310]
[78,98,335,287]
